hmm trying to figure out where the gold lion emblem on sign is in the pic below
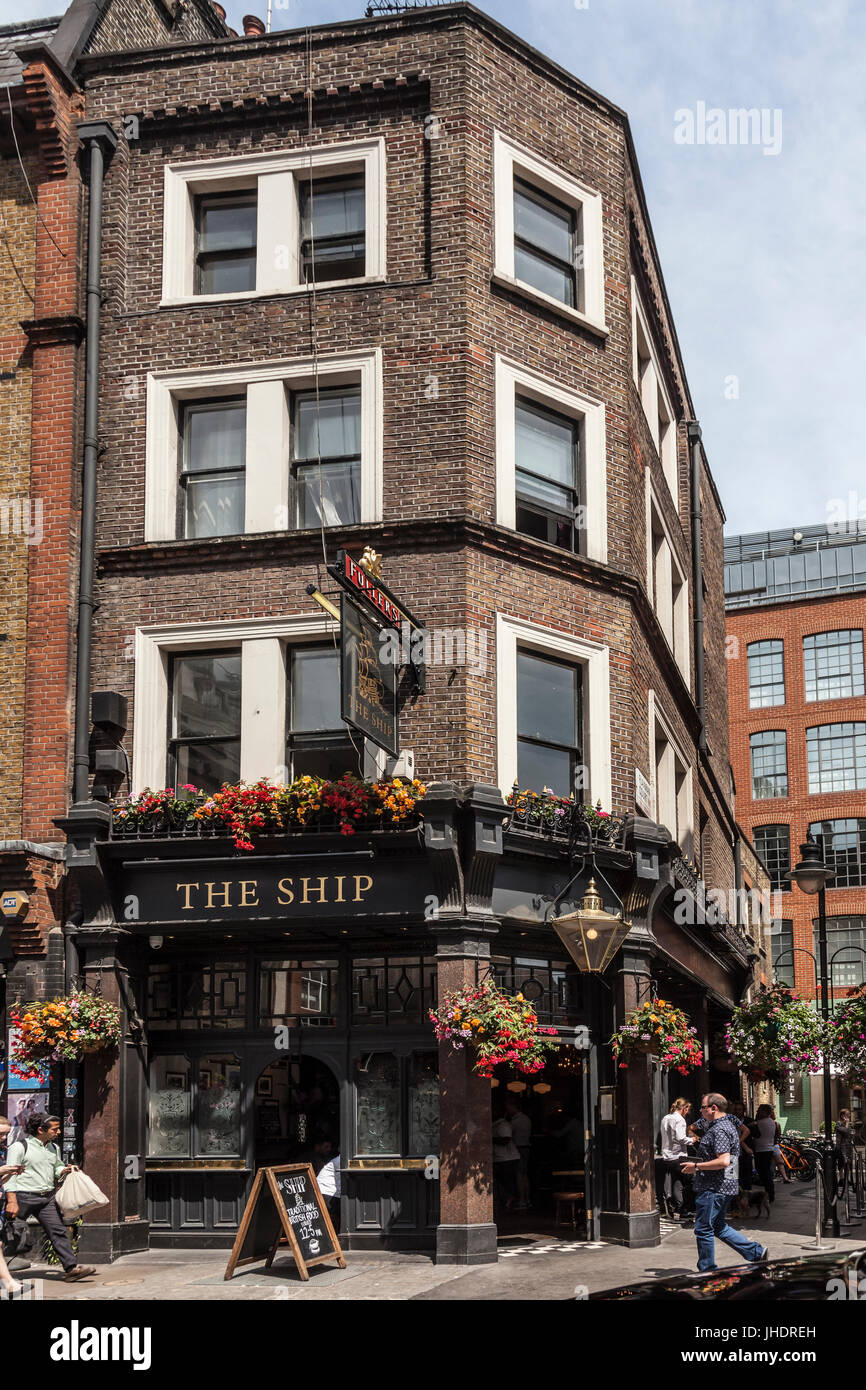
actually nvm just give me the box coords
[359,547,383,580]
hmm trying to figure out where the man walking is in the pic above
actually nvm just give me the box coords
[3,1113,95,1282]
[681,1093,768,1273]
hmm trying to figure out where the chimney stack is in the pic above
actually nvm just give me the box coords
[211,2,226,19]
[242,14,266,36]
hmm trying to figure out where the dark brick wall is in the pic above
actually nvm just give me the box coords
[84,0,227,56]
[77,7,735,896]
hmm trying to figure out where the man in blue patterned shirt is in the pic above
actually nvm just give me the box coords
[681,1094,769,1273]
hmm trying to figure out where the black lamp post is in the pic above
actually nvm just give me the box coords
[787,836,838,1237]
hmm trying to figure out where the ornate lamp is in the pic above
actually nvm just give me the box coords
[551,877,631,974]
[787,837,835,895]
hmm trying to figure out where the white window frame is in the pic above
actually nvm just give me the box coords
[632,277,678,508]
[144,349,382,543]
[131,613,388,793]
[495,355,607,565]
[492,132,607,337]
[645,471,690,681]
[161,139,387,305]
[648,689,694,857]
[496,613,611,811]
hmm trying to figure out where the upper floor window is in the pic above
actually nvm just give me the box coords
[514,397,580,551]
[291,388,361,529]
[803,630,865,702]
[633,279,678,506]
[162,141,385,304]
[194,192,257,295]
[810,818,866,889]
[492,133,606,334]
[747,639,785,708]
[517,649,582,799]
[771,920,795,988]
[654,722,692,855]
[286,645,356,781]
[299,174,366,285]
[167,650,242,791]
[179,398,246,539]
[646,477,689,679]
[145,350,381,544]
[753,824,790,892]
[812,917,866,990]
[807,722,866,794]
[750,730,788,800]
[513,178,578,308]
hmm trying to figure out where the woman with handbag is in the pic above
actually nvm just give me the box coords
[3,1113,95,1282]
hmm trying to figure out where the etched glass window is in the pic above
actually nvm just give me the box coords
[148,1054,191,1158]
[408,1053,440,1156]
[355,1053,400,1155]
[197,1054,242,1157]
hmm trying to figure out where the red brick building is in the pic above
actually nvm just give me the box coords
[726,524,866,1135]
[7,2,763,1262]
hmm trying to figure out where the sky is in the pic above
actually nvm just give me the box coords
[4,0,866,537]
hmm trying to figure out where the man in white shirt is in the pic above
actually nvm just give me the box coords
[312,1135,341,1229]
[655,1098,692,1218]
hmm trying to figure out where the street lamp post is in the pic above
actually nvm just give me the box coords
[787,837,838,1237]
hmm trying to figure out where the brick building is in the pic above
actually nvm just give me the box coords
[6,1,763,1262]
[0,0,229,1167]
[726,523,866,1135]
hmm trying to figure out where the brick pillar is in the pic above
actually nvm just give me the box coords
[601,937,661,1247]
[434,930,498,1265]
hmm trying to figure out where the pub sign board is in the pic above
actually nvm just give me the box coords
[341,593,398,757]
[114,853,430,926]
[224,1163,345,1282]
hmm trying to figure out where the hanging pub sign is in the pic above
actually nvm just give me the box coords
[341,593,398,757]
[329,548,428,693]
[224,1163,345,1282]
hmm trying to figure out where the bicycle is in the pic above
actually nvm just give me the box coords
[778,1139,816,1183]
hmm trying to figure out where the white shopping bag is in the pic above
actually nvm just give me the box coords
[54,1169,109,1222]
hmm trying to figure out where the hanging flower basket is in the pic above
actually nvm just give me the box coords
[725,983,826,1088]
[611,999,703,1075]
[429,980,560,1079]
[827,989,866,1086]
[9,993,123,1076]
[112,775,426,850]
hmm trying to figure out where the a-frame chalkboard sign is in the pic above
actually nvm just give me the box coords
[224,1163,346,1282]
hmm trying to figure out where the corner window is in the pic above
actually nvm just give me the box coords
[178,398,246,539]
[753,824,790,892]
[513,178,578,308]
[515,397,580,551]
[810,818,866,889]
[194,192,257,295]
[807,722,866,794]
[803,630,865,702]
[633,279,679,506]
[291,388,361,529]
[747,639,785,708]
[493,133,606,332]
[750,730,788,800]
[299,174,365,285]
[167,651,242,791]
[286,645,357,781]
[517,649,582,798]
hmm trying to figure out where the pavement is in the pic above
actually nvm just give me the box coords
[8,1180,866,1302]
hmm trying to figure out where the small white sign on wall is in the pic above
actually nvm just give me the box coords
[635,767,654,819]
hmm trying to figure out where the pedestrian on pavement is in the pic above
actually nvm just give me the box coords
[491,1110,520,1213]
[753,1104,781,1205]
[835,1109,856,1185]
[3,1113,96,1282]
[504,1097,532,1210]
[311,1133,341,1230]
[730,1101,756,1190]
[681,1093,768,1273]
[656,1098,692,1218]
[0,1115,26,1295]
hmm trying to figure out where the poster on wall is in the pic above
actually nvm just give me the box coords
[7,1029,50,1090]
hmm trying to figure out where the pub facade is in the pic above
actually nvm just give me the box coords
[15,2,762,1264]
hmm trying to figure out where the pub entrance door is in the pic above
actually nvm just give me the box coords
[252,1056,340,1171]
